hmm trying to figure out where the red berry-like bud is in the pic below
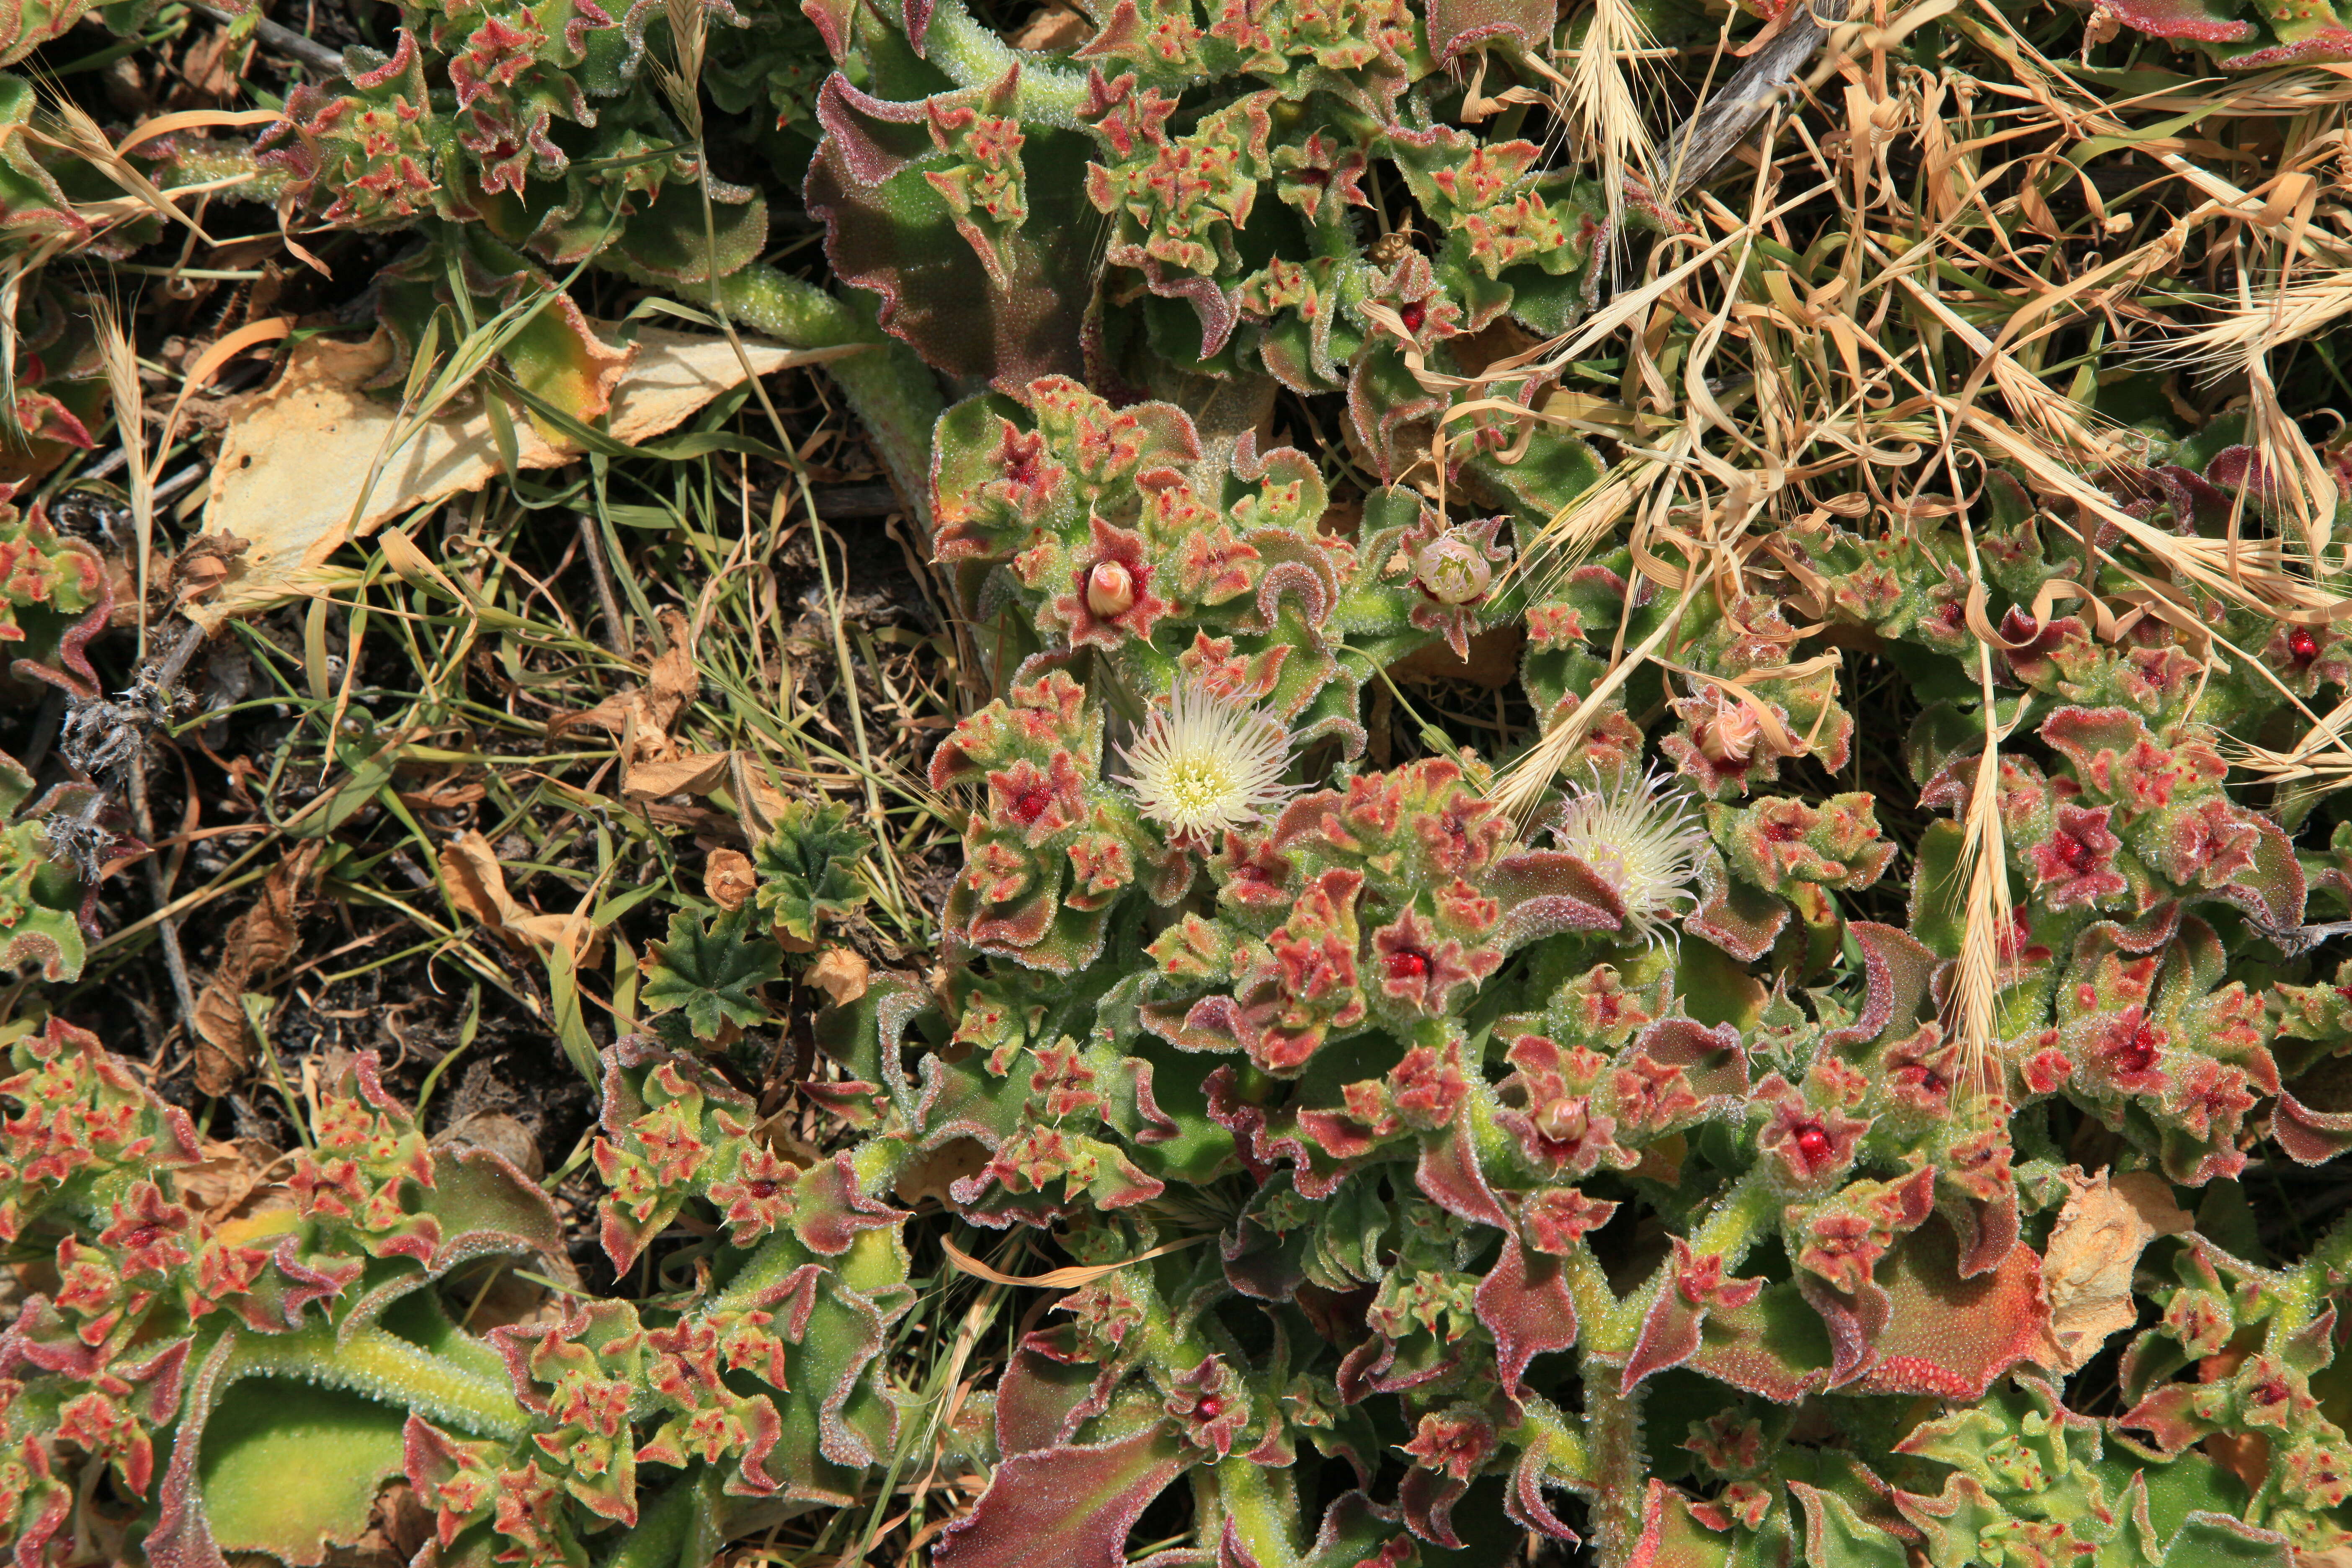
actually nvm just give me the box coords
[1387,949,1429,980]
[1400,299,1428,334]
[1794,1126,1831,1166]
[1194,1395,1222,1419]
[1086,560,1137,618]
[2291,627,2321,661]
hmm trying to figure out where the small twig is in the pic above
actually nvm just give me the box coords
[126,753,200,1035]
[577,513,629,655]
[1659,0,1849,203]
[185,1,345,77]
[2254,918,2352,959]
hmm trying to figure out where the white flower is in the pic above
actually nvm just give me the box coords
[1553,765,1707,944]
[1114,678,1296,839]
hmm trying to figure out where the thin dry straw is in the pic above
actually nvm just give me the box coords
[92,301,153,659]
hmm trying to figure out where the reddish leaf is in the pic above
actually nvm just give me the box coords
[1839,1220,2058,1398]
[1475,1240,1578,1405]
[934,1426,1186,1568]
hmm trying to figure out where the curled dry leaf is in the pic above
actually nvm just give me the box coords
[703,848,756,912]
[170,531,249,607]
[192,328,858,627]
[436,1112,544,1181]
[173,1138,289,1222]
[192,842,321,1096]
[2039,1165,2193,1373]
[438,830,606,965]
[806,945,871,1006]
[554,606,706,792]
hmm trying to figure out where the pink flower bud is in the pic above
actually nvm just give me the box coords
[1086,560,1136,618]
[1413,533,1492,605]
[1696,701,1761,766]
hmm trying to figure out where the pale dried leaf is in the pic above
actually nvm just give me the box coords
[192,327,859,626]
[623,751,732,801]
[2040,1166,2192,1373]
[440,830,526,931]
[439,830,604,963]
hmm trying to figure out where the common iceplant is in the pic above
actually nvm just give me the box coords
[0,0,2349,1561]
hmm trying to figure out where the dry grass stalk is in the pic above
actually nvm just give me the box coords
[2156,269,2352,376]
[2244,353,2339,566]
[92,301,154,658]
[652,0,708,131]
[1950,725,2012,1105]
[1515,462,1659,596]
[1523,0,1657,236]
[40,99,219,242]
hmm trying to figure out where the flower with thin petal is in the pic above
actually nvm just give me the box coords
[1114,679,1296,842]
[1552,766,1706,944]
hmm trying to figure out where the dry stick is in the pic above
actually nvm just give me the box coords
[576,513,630,656]
[184,1,344,76]
[126,753,199,1037]
[1659,0,1850,204]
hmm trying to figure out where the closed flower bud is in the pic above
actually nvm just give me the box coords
[1413,533,1493,605]
[1696,701,1762,766]
[1086,560,1137,618]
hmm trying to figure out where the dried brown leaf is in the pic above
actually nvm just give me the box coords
[438,831,604,964]
[192,845,321,1096]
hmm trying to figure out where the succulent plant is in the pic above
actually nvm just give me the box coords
[805,0,1616,528]
[5,0,2352,1558]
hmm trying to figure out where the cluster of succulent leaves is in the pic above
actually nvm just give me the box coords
[11,0,2352,1559]
[12,362,2352,1568]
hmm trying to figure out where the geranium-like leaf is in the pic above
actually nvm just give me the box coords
[754,797,875,945]
[641,908,783,1041]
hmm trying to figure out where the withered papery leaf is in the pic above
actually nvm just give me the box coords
[2041,1166,2192,1373]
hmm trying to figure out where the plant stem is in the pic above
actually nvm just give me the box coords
[599,258,944,532]
[602,1470,702,1568]
[228,1323,526,1442]
[1598,1165,1779,1356]
[1579,1358,1649,1568]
